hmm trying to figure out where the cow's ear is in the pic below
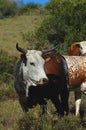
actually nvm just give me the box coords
[21,54,27,65]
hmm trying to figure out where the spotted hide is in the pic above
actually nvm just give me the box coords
[64,55,86,120]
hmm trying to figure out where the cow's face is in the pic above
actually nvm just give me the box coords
[79,41,86,55]
[68,41,86,56]
[68,43,81,56]
[22,50,48,86]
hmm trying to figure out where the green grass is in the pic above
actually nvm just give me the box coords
[0,84,86,130]
[0,99,23,130]
[0,15,45,55]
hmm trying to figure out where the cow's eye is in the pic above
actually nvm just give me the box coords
[30,62,35,66]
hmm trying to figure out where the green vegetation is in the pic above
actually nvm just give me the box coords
[0,0,47,18]
[0,15,45,55]
[0,0,86,129]
[25,0,86,54]
[0,50,17,83]
[0,0,17,18]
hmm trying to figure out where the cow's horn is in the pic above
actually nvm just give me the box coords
[16,43,27,54]
[42,45,58,54]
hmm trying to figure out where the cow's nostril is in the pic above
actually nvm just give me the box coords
[38,78,48,85]
[43,78,48,84]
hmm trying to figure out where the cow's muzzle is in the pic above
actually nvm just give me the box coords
[38,78,48,85]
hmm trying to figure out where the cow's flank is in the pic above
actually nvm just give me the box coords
[64,55,86,120]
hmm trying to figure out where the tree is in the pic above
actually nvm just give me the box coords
[45,0,86,47]
[0,0,17,18]
[27,0,86,54]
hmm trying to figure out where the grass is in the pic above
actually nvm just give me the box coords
[0,83,86,130]
[0,15,45,55]
[0,99,23,130]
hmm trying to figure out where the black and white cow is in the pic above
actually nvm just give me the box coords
[14,43,48,112]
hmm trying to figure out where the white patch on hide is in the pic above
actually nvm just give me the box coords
[79,41,86,55]
[75,99,81,116]
[80,82,86,94]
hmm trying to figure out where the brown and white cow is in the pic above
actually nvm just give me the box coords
[68,41,86,56]
[64,56,86,120]
[14,44,69,116]
[68,41,86,119]
[44,53,86,120]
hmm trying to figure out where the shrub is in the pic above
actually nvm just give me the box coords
[53,115,83,130]
[0,0,17,18]
[0,49,17,84]
[18,114,40,130]
[0,81,18,101]
[24,0,86,54]
[18,112,84,130]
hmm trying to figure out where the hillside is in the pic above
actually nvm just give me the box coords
[0,15,45,55]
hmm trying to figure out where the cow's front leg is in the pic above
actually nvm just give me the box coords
[51,95,64,117]
[60,88,69,115]
[75,91,81,120]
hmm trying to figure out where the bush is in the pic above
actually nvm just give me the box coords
[0,81,18,101]
[0,0,17,18]
[24,0,86,54]
[16,2,42,15]
[18,112,53,130]
[53,115,83,130]
[0,50,17,84]
[18,112,84,130]
[0,72,13,84]
[0,57,14,74]
[46,0,86,51]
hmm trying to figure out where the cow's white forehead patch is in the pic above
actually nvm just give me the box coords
[26,50,44,65]
[79,41,86,54]
[80,82,86,94]
[26,50,42,56]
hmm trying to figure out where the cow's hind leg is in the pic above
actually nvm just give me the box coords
[75,91,81,120]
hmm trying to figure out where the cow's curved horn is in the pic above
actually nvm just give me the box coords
[42,45,58,54]
[16,43,27,54]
